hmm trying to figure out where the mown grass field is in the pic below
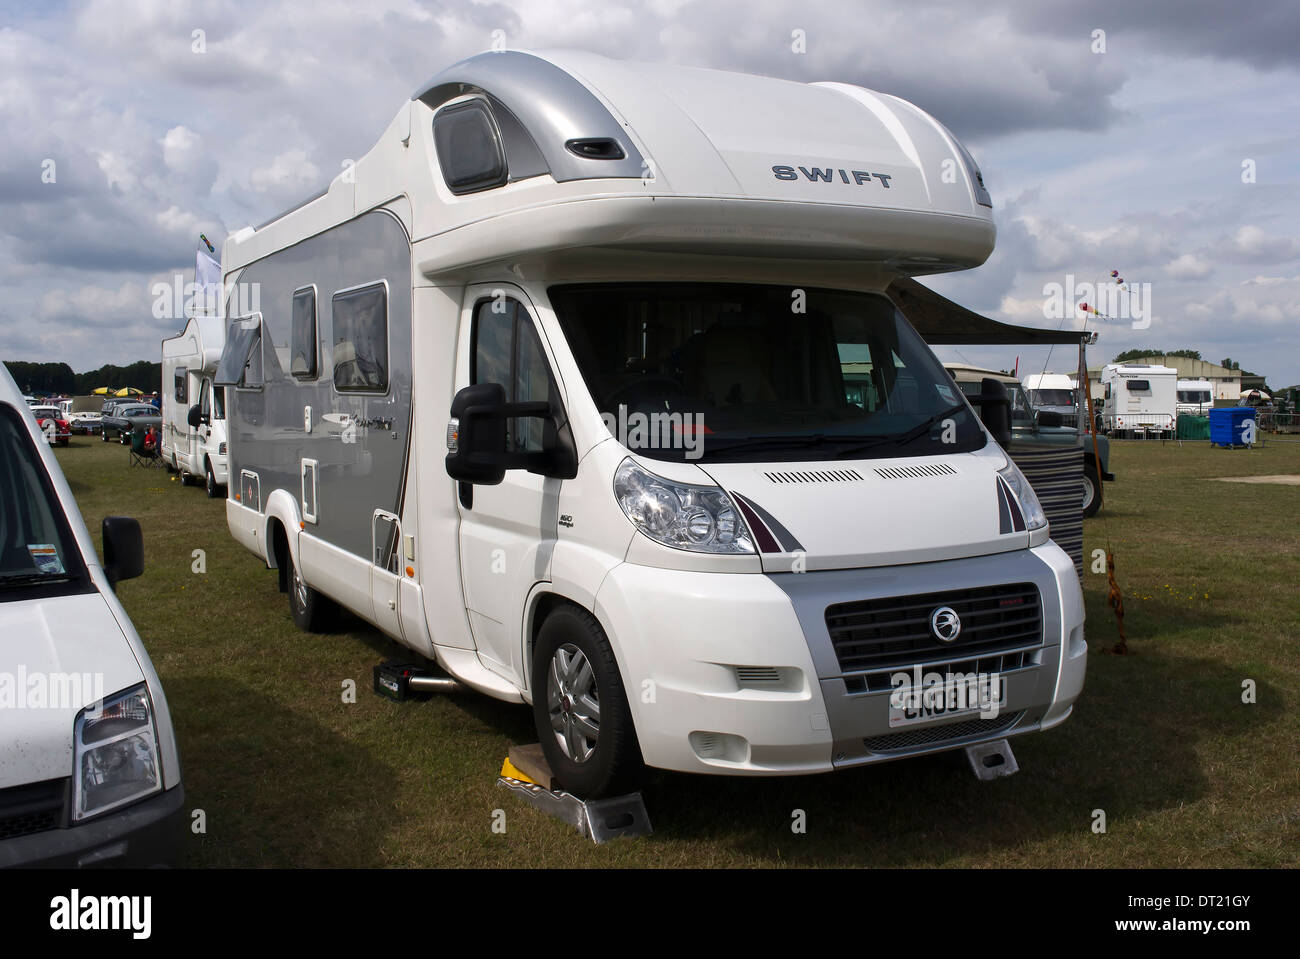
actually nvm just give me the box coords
[53,434,1300,867]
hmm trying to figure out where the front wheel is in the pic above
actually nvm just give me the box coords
[1082,460,1102,518]
[205,461,223,498]
[532,606,642,798]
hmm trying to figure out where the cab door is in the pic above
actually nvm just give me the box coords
[452,284,566,687]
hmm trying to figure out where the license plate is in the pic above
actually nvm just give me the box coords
[888,674,1007,728]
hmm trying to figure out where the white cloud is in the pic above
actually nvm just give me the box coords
[1165,253,1212,279]
[249,149,321,194]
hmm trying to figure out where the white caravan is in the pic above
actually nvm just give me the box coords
[1100,363,1177,437]
[1176,378,1213,416]
[161,315,229,496]
[218,51,1086,797]
[0,363,183,866]
[1022,372,1079,424]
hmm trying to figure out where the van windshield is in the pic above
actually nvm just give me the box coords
[549,283,985,463]
[1030,389,1076,408]
[0,406,90,600]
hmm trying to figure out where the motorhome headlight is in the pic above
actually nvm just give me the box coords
[998,460,1048,531]
[72,684,162,821]
[614,458,754,554]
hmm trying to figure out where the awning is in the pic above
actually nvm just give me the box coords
[214,318,260,386]
[888,277,1089,346]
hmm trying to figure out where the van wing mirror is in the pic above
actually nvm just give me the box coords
[187,403,205,428]
[1036,409,1065,428]
[102,516,144,588]
[444,384,578,485]
[970,377,1013,448]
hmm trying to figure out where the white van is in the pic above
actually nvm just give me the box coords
[1022,372,1080,424]
[161,315,229,496]
[218,51,1086,796]
[0,364,184,867]
[1100,363,1177,438]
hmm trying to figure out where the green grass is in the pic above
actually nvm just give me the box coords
[53,434,1300,867]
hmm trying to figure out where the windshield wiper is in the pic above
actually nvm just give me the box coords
[703,433,844,456]
[0,572,75,588]
[834,403,969,459]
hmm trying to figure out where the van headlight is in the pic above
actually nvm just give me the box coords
[72,684,162,821]
[614,458,755,554]
[998,460,1048,531]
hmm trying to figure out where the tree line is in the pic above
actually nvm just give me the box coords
[3,360,162,396]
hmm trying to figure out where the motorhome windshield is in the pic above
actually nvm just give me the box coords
[550,283,985,463]
[1030,389,1076,408]
[0,406,90,600]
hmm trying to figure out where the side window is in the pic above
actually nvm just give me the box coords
[472,298,557,454]
[332,283,388,393]
[433,98,508,195]
[213,384,226,420]
[200,382,210,419]
[174,368,187,402]
[291,287,318,379]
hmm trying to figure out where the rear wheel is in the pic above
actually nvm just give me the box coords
[1082,460,1102,518]
[532,606,642,798]
[287,549,334,632]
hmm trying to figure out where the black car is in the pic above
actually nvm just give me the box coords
[101,404,162,443]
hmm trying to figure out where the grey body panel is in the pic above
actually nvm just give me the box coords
[413,51,647,183]
[767,548,1065,766]
[227,209,413,559]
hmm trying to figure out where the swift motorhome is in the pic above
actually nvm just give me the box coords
[218,51,1086,797]
[161,315,229,496]
[1176,379,1213,416]
[1100,363,1177,438]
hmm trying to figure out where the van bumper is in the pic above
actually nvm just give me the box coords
[0,784,185,869]
[596,543,1086,776]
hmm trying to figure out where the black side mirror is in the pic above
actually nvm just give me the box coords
[1036,410,1064,428]
[187,403,206,428]
[102,516,144,588]
[973,378,1013,448]
[445,383,578,485]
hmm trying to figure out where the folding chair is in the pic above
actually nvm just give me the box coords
[128,428,164,469]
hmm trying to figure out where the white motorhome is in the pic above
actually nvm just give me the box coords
[1100,363,1177,438]
[1176,378,1213,416]
[1022,372,1079,424]
[218,51,1086,797]
[161,315,229,496]
[0,363,184,866]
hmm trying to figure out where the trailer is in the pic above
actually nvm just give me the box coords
[216,50,1086,797]
[1176,379,1213,417]
[161,315,229,496]
[1100,363,1177,438]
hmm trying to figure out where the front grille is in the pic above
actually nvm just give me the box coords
[0,778,67,840]
[827,583,1042,673]
[863,710,1024,753]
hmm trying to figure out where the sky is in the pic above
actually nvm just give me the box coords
[1,0,1297,386]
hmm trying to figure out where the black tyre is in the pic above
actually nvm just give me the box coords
[532,605,642,798]
[100,430,108,442]
[287,549,334,632]
[179,470,192,486]
[1082,460,1102,518]
[205,460,223,498]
